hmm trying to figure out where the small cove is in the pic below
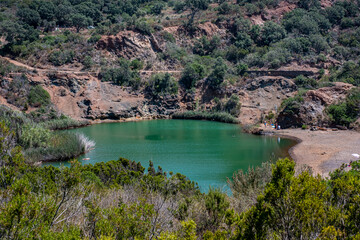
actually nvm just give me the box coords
[46,120,296,192]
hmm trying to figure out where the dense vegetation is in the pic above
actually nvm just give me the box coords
[1,117,360,238]
[327,88,360,127]
[172,110,240,123]
[1,0,360,127]
[0,105,91,162]
[1,1,360,238]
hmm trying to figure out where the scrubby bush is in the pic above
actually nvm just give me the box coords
[236,63,248,76]
[331,61,360,86]
[48,50,75,66]
[180,62,206,89]
[264,48,291,69]
[213,95,241,117]
[82,55,93,69]
[207,57,227,88]
[161,31,176,43]
[282,9,330,35]
[309,34,329,53]
[28,85,51,107]
[327,88,360,127]
[147,73,178,97]
[193,36,221,56]
[260,21,286,46]
[294,75,318,89]
[135,19,152,35]
[151,2,165,15]
[218,2,231,14]
[280,94,304,115]
[226,45,248,63]
[99,58,141,89]
[172,111,239,123]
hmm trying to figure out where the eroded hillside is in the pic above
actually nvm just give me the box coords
[0,0,359,129]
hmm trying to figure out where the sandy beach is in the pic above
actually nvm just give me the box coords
[270,128,360,177]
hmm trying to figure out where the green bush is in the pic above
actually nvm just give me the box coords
[161,31,176,43]
[40,118,89,130]
[135,19,152,35]
[180,62,206,89]
[280,94,305,115]
[235,63,248,76]
[130,59,144,71]
[88,34,101,44]
[207,57,228,88]
[20,124,51,149]
[150,2,165,15]
[213,95,242,117]
[172,111,239,123]
[147,73,178,97]
[82,55,93,69]
[294,75,318,89]
[260,21,286,46]
[226,45,249,63]
[48,50,75,66]
[332,61,360,86]
[193,36,221,56]
[327,88,360,127]
[24,132,94,162]
[28,85,51,107]
[99,58,141,89]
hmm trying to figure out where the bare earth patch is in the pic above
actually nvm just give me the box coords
[274,128,360,177]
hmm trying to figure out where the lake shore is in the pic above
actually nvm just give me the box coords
[79,117,360,178]
[261,127,360,177]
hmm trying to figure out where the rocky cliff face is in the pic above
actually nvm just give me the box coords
[277,82,354,128]
[238,76,297,125]
[97,30,162,60]
[43,73,180,121]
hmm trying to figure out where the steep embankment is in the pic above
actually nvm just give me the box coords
[2,56,303,123]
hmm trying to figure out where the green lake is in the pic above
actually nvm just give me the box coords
[49,120,296,192]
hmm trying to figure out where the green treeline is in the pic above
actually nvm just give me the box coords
[1,121,360,239]
[2,0,360,127]
[172,111,240,124]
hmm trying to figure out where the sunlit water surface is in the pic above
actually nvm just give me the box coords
[46,120,295,192]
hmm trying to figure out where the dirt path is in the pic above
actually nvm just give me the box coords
[2,57,182,75]
[271,128,360,177]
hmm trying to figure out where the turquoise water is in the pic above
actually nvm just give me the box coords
[47,120,295,192]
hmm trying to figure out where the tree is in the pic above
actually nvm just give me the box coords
[193,36,220,56]
[151,2,165,15]
[55,4,74,26]
[260,21,286,46]
[298,0,321,10]
[16,8,41,27]
[205,188,229,228]
[0,21,38,45]
[184,0,209,31]
[207,57,227,88]
[71,14,93,32]
[99,59,141,89]
[147,73,178,97]
[180,63,206,89]
[38,1,56,21]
